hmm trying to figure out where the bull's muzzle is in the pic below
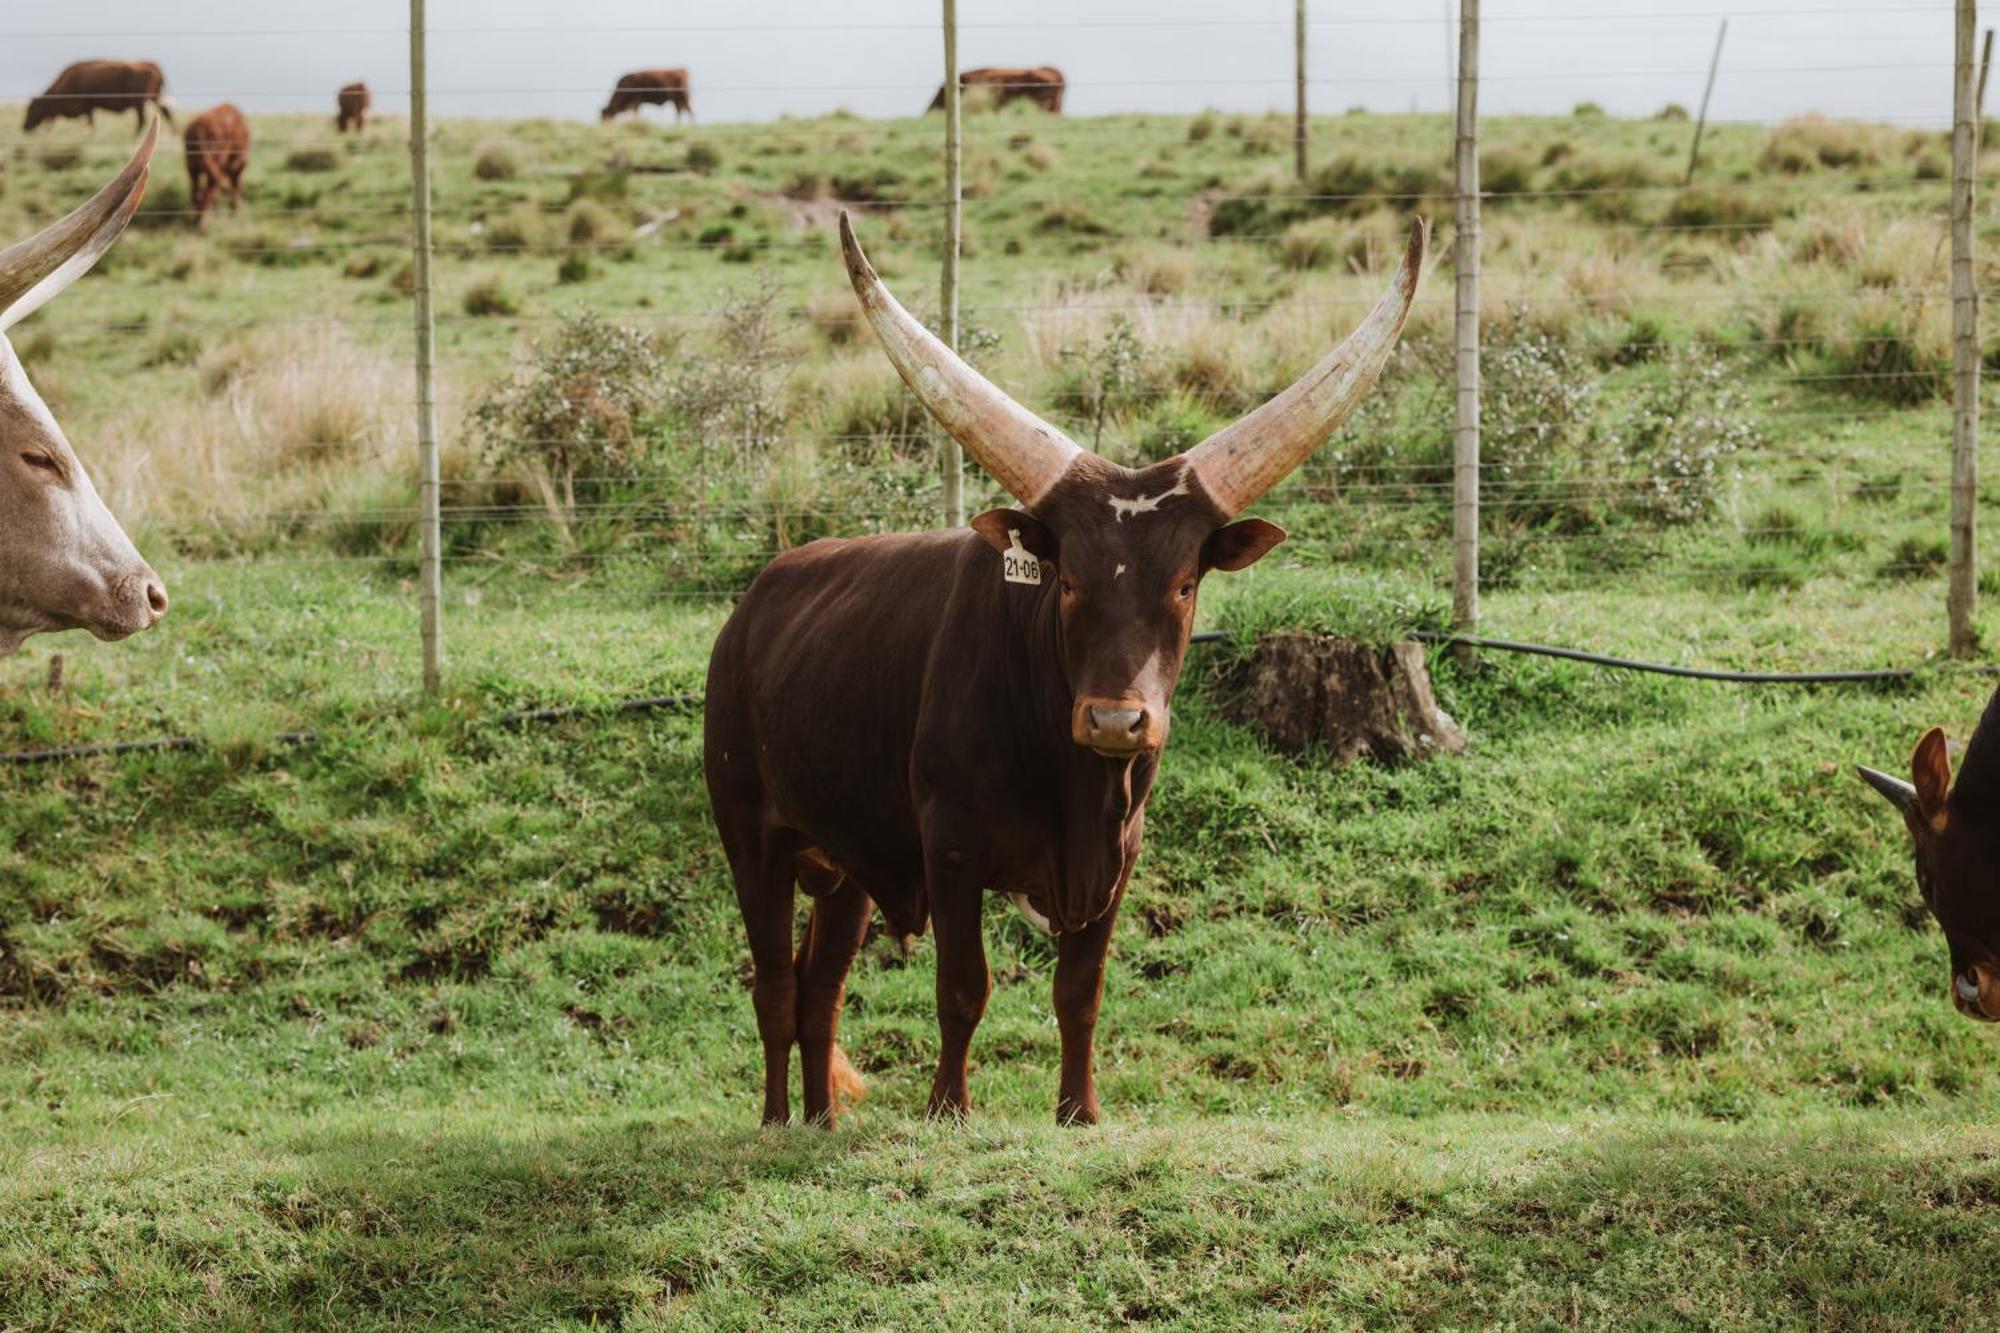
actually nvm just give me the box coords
[1072,697,1164,757]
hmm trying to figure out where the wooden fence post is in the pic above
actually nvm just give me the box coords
[939,0,965,529]
[1294,0,1308,183]
[1950,0,1981,656]
[408,0,443,694]
[1452,0,1480,642]
[1684,19,1727,185]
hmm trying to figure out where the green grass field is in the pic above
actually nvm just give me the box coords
[3,101,2000,1327]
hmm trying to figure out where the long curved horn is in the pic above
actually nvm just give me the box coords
[839,211,1081,510]
[1857,765,1919,815]
[1186,218,1427,518]
[0,117,157,334]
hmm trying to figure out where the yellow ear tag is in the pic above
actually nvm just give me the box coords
[1002,529,1042,586]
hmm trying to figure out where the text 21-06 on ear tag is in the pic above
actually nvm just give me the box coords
[1002,529,1042,586]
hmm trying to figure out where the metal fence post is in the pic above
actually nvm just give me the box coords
[939,0,965,529]
[1294,0,1308,183]
[408,0,443,693]
[1452,0,1480,641]
[1950,0,1981,656]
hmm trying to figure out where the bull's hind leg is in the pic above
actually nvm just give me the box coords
[793,857,873,1127]
[722,830,801,1125]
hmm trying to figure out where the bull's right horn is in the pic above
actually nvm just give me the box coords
[0,117,157,333]
[839,211,1082,511]
[1185,218,1426,518]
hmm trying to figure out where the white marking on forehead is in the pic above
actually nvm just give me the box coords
[1108,466,1191,522]
[1114,563,1127,578]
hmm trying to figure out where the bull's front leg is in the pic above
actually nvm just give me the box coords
[1054,913,1116,1125]
[924,864,990,1119]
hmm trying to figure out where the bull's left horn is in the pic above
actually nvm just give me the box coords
[840,211,1082,510]
[1857,765,1919,815]
[0,117,157,333]
[1185,218,1427,518]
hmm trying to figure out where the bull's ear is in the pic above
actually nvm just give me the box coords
[1202,519,1286,573]
[970,508,1056,561]
[1913,727,1953,823]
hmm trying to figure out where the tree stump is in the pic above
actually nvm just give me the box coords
[1220,633,1467,765]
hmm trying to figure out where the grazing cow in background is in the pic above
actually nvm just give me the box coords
[1860,685,2000,1022]
[928,66,1066,114]
[185,104,249,225]
[705,213,1425,1128]
[0,124,167,654]
[25,60,174,132]
[335,82,371,133]
[601,69,693,123]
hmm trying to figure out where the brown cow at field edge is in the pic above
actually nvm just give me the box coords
[1860,684,2000,1022]
[704,214,1425,1128]
[928,66,1065,114]
[185,104,249,226]
[336,82,371,133]
[25,60,174,132]
[602,69,692,123]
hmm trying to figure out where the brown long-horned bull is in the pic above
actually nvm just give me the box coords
[704,213,1425,1127]
[0,123,167,654]
[1859,683,2000,1022]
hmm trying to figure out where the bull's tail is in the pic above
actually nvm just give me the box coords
[152,98,175,128]
[829,1043,866,1108]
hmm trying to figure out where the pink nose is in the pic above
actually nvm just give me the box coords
[145,578,168,622]
[1072,698,1165,755]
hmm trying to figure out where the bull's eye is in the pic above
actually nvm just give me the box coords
[1177,582,1195,600]
[1059,578,1075,597]
[20,452,62,478]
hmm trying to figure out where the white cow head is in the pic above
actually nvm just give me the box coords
[0,121,165,656]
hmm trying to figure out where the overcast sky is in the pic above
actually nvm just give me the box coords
[0,1,1959,128]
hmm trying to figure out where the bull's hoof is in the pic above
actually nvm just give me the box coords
[1056,1096,1101,1127]
[925,1093,971,1121]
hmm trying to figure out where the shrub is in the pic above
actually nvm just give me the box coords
[664,284,796,473]
[1573,101,1607,119]
[1881,534,1948,580]
[1827,317,1948,405]
[1118,245,1195,295]
[1759,116,1877,173]
[1054,316,1153,449]
[1656,103,1691,121]
[1021,141,1058,172]
[556,252,591,284]
[564,201,627,246]
[1602,346,1758,524]
[472,311,667,530]
[1188,112,1216,143]
[1662,186,1782,231]
[1549,155,1667,222]
[462,277,519,317]
[37,143,81,171]
[1480,147,1534,197]
[685,141,721,174]
[285,147,338,173]
[472,141,517,181]
[483,206,544,252]
[1278,219,1341,270]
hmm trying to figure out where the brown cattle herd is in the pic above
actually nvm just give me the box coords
[18,60,1062,224]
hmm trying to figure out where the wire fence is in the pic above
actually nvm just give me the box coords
[0,1,1987,691]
